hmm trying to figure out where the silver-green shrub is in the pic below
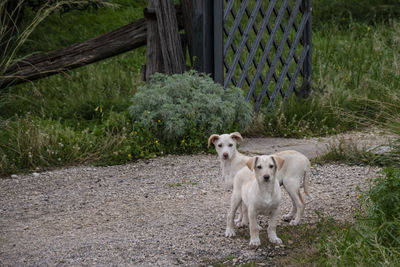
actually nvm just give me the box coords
[129,71,252,142]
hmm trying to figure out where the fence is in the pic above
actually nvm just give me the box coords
[195,0,312,111]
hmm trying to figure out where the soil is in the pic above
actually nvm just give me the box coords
[0,154,380,266]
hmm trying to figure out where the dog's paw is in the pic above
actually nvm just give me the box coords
[289,219,299,226]
[225,228,236,237]
[249,237,261,246]
[283,214,293,221]
[269,236,282,244]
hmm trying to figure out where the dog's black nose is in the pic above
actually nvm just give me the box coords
[223,152,229,159]
[263,174,270,181]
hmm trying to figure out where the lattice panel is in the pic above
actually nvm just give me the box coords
[222,0,311,111]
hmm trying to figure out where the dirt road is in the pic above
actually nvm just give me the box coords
[0,154,379,266]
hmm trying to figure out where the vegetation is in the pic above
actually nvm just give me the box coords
[1,0,400,266]
[258,19,400,138]
[320,168,400,266]
[1,0,399,176]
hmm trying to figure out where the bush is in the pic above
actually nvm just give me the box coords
[129,71,253,143]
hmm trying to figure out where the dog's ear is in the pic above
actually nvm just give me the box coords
[246,156,258,171]
[208,134,219,148]
[230,132,243,143]
[272,155,284,170]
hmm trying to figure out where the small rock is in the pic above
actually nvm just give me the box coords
[33,172,40,177]
[11,174,18,178]
[369,145,392,154]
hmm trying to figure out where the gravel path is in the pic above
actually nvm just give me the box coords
[0,154,379,266]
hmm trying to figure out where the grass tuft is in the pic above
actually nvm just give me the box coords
[320,168,400,266]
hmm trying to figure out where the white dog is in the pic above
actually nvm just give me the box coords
[274,150,312,225]
[225,155,283,246]
[207,132,248,188]
[208,132,312,225]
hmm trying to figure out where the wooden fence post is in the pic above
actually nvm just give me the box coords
[144,1,164,81]
[153,0,186,75]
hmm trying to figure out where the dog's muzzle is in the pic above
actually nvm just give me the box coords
[263,174,270,181]
[223,152,229,159]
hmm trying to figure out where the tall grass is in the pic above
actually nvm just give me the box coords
[0,0,147,175]
[320,168,400,265]
[313,0,400,26]
[1,0,400,175]
[257,20,400,138]
[0,0,115,75]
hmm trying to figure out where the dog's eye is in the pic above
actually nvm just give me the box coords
[257,165,262,169]
[228,143,233,147]
[269,164,274,169]
[218,144,222,148]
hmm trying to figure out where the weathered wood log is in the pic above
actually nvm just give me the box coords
[0,3,187,89]
[153,0,186,75]
[0,18,147,89]
[0,20,148,89]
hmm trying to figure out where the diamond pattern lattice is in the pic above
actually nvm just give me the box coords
[222,0,311,111]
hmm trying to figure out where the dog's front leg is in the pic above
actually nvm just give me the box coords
[225,192,242,237]
[267,206,282,244]
[248,207,261,246]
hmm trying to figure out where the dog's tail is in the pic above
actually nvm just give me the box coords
[303,162,313,203]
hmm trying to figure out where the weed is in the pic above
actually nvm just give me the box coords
[320,168,400,266]
[168,180,198,187]
[316,138,377,165]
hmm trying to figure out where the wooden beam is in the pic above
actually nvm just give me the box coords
[153,0,185,75]
[144,1,164,81]
[0,19,147,89]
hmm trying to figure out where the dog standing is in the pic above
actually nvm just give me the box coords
[225,155,283,246]
[273,150,312,225]
[208,133,312,225]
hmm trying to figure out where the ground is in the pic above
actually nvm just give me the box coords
[0,150,380,266]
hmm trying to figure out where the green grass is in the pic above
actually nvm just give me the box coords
[319,168,400,266]
[257,20,400,138]
[208,215,347,266]
[1,0,400,175]
[1,2,400,265]
[168,180,198,187]
[0,1,151,175]
[17,0,147,55]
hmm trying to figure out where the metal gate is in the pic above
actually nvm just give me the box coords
[212,0,312,111]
